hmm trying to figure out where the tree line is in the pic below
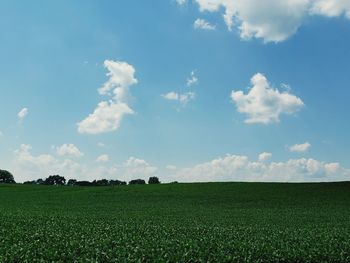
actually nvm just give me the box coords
[0,169,161,186]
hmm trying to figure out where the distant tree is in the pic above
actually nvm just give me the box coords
[109,180,126,186]
[0,169,16,184]
[36,178,44,185]
[129,179,146,185]
[95,179,109,186]
[148,177,160,184]
[67,179,77,186]
[44,175,66,186]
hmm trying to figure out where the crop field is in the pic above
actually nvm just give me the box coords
[1,182,350,262]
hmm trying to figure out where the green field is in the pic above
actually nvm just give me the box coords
[1,182,350,262]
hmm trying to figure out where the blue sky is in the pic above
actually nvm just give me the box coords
[1,0,350,182]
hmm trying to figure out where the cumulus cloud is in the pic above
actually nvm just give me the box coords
[120,157,158,179]
[194,18,216,30]
[289,142,311,152]
[97,60,138,101]
[231,73,304,124]
[10,144,350,183]
[175,154,350,182]
[259,152,272,162]
[310,0,350,18]
[13,144,82,182]
[193,0,350,42]
[78,60,137,134]
[78,101,134,134]
[162,91,196,106]
[18,108,28,122]
[56,144,83,158]
[96,154,109,163]
[12,145,157,183]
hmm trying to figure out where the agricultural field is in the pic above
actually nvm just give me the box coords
[1,182,350,262]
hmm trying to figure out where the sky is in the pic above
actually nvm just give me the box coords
[1,0,350,183]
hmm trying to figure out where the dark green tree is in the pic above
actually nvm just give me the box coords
[36,178,44,185]
[129,179,146,185]
[148,177,160,184]
[44,175,66,185]
[109,180,126,186]
[0,169,16,184]
[67,179,77,186]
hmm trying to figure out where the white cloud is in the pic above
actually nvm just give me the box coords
[289,142,311,152]
[78,101,134,134]
[12,145,157,182]
[186,71,199,87]
[121,157,158,179]
[13,144,82,182]
[259,152,272,162]
[175,154,350,182]
[231,73,304,124]
[194,18,216,30]
[162,91,179,100]
[78,60,137,134]
[97,60,138,102]
[162,91,196,106]
[166,165,177,170]
[310,0,350,18]
[18,108,28,122]
[56,144,83,158]
[97,142,105,147]
[193,0,350,42]
[9,145,350,183]
[89,157,157,182]
[96,154,109,163]
[176,0,187,5]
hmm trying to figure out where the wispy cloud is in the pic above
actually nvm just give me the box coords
[289,142,311,153]
[194,18,216,30]
[18,108,28,123]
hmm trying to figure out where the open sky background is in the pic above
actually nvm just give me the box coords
[1,0,350,182]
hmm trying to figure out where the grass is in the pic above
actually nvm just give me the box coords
[1,182,350,262]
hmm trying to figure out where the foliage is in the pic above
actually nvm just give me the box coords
[1,182,350,262]
[67,179,77,186]
[148,177,160,184]
[44,175,66,186]
[0,169,15,184]
[129,179,146,185]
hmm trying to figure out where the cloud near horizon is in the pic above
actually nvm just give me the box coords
[56,144,84,158]
[175,154,349,183]
[10,144,350,183]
